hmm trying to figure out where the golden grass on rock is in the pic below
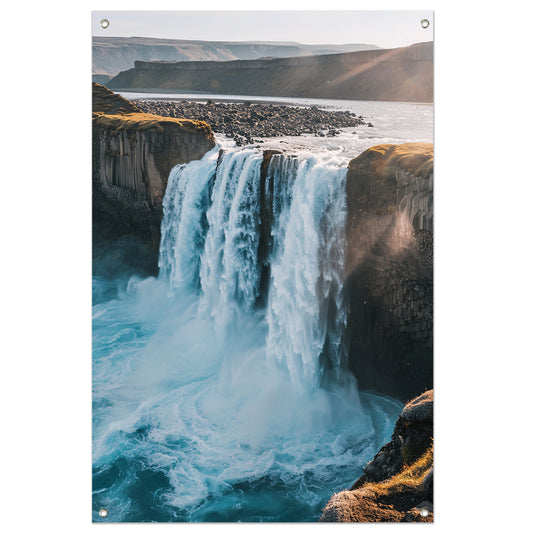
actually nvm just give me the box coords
[92,111,213,138]
[92,82,141,115]
[366,442,433,497]
[349,142,433,181]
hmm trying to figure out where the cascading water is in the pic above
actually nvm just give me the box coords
[158,156,217,290]
[92,142,402,522]
[264,154,348,391]
[160,146,348,387]
[198,149,263,332]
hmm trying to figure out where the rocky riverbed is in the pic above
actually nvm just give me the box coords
[134,99,370,146]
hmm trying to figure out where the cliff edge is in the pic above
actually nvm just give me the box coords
[345,143,433,400]
[93,36,381,78]
[92,83,215,276]
[108,42,433,103]
[320,390,434,522]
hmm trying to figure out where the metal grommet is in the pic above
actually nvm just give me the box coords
[100,19,110,29]
[421,19,430,29]
[99,508,108,518]
[420,508,429,517]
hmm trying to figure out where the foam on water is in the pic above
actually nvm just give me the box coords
[92,143,403,522]
[265,154,348,392]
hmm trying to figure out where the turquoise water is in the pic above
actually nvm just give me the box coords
[92,275,401,522]
[92,138,404,523]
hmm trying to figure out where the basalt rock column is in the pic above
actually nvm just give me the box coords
[344,143,433,400]
[92,83,215,276]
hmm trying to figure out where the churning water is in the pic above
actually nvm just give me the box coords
[92,142,403,522]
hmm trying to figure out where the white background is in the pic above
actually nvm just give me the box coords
[1,1,532,531]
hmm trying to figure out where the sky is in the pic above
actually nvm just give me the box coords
[91,11,433,49]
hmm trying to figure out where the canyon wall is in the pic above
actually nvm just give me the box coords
[92,36,380,77]
[92,84,433,400]
[108,42,433,103]
[344,143,433,400]
[92,83,215,276]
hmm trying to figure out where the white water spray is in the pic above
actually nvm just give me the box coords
[159,145,349,391]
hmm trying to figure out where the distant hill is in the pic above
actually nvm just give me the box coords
[108,42,433,103]
[93,36,381,77]
[92,82,141,115]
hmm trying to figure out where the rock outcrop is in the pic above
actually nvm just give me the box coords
[344,143,433,400]
[108,42,433,103]
[92,83,215,276]
[320,390,433,522]
[92,83,141,115]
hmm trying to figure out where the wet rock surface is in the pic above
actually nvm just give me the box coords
[134,99,367,145]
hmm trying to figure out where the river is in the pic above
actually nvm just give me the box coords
[93,96,431,522]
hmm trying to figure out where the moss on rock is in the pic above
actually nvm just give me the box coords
[320,390,434,522]
[92,111,214,140]
[92,82,141,115]
[346,142,433,217]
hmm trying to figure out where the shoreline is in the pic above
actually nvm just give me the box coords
[134,98,370,146]
[114,89,434,108]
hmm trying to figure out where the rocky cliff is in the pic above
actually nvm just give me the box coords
[92,83,215,276]
[344,143,433,400]
[320,390,433,522]
[93,92,433,396]
[93,36,380,78]
[108,42,433,103]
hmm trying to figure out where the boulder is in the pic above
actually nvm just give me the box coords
[356,389,433,486]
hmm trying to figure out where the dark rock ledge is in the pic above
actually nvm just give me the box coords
[345,143,434,401]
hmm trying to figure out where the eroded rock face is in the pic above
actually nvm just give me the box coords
[108,42,433,103]
[94,114,215,207]
[320,390,434,522]
[344,143,433,400]
[354,389,433,487]
[92,84,215,276]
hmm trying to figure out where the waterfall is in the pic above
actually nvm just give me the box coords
[94,143,404,523]
[159,145,348,392]
[199,149,263,330]
[265,155,348,391]
[159,152,218,289]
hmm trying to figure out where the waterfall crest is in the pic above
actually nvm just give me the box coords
[159,145,348,391]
